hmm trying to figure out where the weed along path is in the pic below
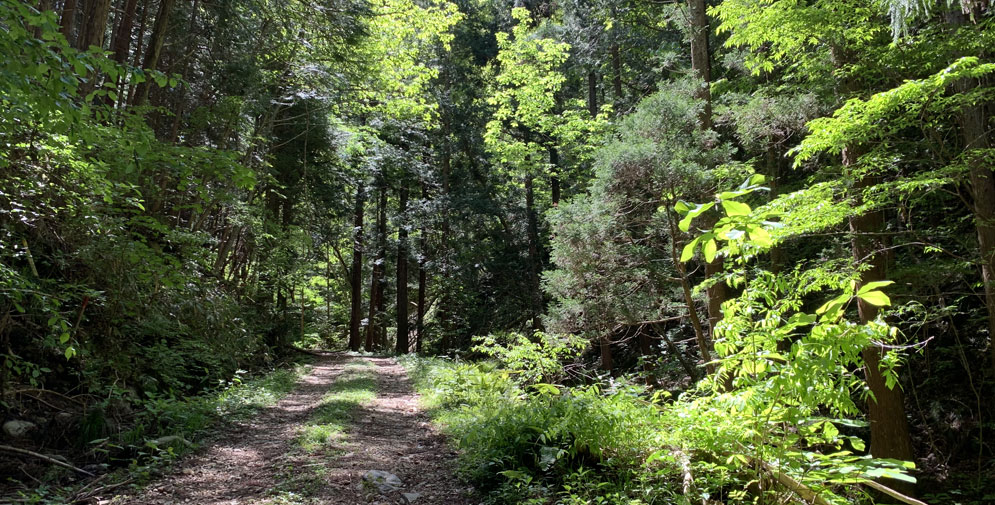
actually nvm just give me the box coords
[96,354,474,505]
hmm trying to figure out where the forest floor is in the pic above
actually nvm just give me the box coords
[94,354,476,505]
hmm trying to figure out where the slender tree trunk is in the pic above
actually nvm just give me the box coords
[348,184,365,352]
[549,147,560,206]
[439,140,452,351]
[416,184,428,353]
[396,184,410,354]
[524,174,542,328]
[111,0,138,63]
[599,334,612,371]
[133,0,175,106]
[688,0,712,129]
[664,197,714,375]
[588,69,598,117]
[365,181,386,352]
[611,43,623,104]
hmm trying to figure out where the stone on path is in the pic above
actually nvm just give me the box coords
[362,470,404,494]
[3,420,37,438]
[402,491,423,504]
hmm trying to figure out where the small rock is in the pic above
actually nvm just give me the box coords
[401,491,422,504]
[361,470,404,494]
[3,420,37,438]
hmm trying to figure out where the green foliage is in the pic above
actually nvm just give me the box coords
[472,331,585,385]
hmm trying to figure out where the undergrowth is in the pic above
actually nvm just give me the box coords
[8,358,313,504]
[400,334,912,505]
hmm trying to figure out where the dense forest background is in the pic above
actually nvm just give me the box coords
[2,0,994,503]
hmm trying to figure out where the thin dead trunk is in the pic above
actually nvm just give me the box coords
[524,174,542,328]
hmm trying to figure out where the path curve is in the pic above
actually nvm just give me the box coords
[97,354,474,505]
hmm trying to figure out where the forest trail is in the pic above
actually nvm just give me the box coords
[97,355,474,505]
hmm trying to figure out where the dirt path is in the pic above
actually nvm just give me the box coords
[97,354,474,505]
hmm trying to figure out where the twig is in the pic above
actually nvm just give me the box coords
[0,445,94,476]
[73,477,133,503]
[862,480,929,505]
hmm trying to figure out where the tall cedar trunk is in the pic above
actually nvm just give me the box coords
[588,69,598,117]
[365,181,386,351]
[111,0,138,64]
[348,184,365,352]
[80,0,113,50]
[849,159,915,464]
[600,335,612,371]
[416,183,428,353]
[439,140,452,351]
[125,0,149,106]
[396,185,410,354]
[168,0,200,142]
[549,147,560,206]
[133,0,175,106]
[951,10,995,371]
[832,43,914,470]
[689,0,724,361]
[611,43,623,104]
[59,0,78,45]
[638,327,656,385]
[688,0,712,129]
[524,174,543,328]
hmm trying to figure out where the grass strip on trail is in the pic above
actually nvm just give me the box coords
[296,359,377,452]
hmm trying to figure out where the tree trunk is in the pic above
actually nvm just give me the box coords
[950,9,995,372]
[549,146,560,206]
[599,334,612,371]
[524,174,542,328]
[59,0,78,46]
[588,69,598,117]
[416,184,428,354]
[111,0,138,64]
[365,181,386,352]
[439,140,452,351]
[133,0,175,106]
[611,43,623,104]
[80,0,113,50]
[396,184,410,354]
[688,0,712,129]
[348,184,365,352]
[846,147,915,465]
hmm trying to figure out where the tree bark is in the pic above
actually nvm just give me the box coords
[111,0,138,64]
[549,146,560,206]
[133,0,175,106]
[396,184,410,354]
[348,184,365,352]
[688,0,712,129]
[846,146,915,465]
[611,43,623,105]
[588,69,598,117]
[80,0,113,50]
[59,0,78,46]
[365,181,386,352]
[524,174,542,328]
[416,183,428,354]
